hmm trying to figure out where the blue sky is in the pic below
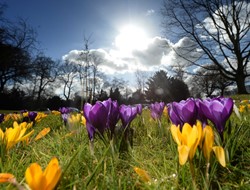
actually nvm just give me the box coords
[4,0,162,60]
[4,0,194,89]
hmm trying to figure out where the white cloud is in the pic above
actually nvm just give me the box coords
[62,36,174,74]
[132,37,171,68]
[62,34,205,83]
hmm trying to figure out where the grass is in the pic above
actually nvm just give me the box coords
[0,96,250,189]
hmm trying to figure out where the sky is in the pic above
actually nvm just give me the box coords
[4,0,162,58]
[2,0,187,88]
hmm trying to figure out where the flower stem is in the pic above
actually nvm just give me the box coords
[205,161,210,188]
[189,159,197,190]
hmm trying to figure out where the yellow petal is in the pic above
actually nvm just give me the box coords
[34,128,51,141]
[0,173,15,183]
[196,121,203,147]
[19,130,34,142]
[20,122,28,129]
[81,116,86,126]
[5,127,21,150]
[25,163,46,190]
[133,167,151,182]
[182,123,193,145]
[44,157,61,190]
[0,129,4,140]
[178,145,190,165]
[212,146,226,167]
[186,125,199,160]
[170,125,182,146]
[13,121,19,128]
[203,126,214,161]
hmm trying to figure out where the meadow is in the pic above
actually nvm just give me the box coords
[0,95,250,190]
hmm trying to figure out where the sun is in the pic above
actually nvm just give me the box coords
[115,25,149,52]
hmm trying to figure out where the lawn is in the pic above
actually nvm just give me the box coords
[0,96,250,190]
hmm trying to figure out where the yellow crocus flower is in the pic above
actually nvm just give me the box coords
[34,127,51,141]
[170,121,202,165]
[35,112,47,123]
[134,167,151,182]
[25,157,61,190]
[0,173,15,183]
[81,115,86,126]
[68,114,86,128]
[4,113,22,122]
[22,111,29,118]
[163,106,168,118]
[67,114,80,124]
[202,125,226,167]
[239,105,246,113]
[1,121,34,150]
[51,110,61,115]
[0,129,3,140]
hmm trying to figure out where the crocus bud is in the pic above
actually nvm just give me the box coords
[150,102,165,120]
[200,97,233,135]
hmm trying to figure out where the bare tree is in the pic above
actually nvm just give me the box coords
[31,55,58,102]
[188,64,233,97]
[88,51,104,101]
[0,6,37,92]
[135,69,148,93]
[58,60,78,101]
[76,35,94,103]
[161,0,250,94]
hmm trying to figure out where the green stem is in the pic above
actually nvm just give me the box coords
[189,159,197,190]
[205,160,210,188]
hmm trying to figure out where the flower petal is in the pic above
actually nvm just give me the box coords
[44,157,62,190]
[34,128,51,141]
[178,145,190,165]
[133,167,151,182]
[203,126,214,161]
[25,163,46,190]
[0,173,15,183]
[170,125,182,146]
[212,146,226,167]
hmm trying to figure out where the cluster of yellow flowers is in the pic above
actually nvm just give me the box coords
[67,113,86,128]
[0,121,34,150]
[238,99,250,113]
[170,121,225,167]
[0,110,87,190]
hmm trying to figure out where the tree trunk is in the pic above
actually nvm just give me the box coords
[236,75,248,94]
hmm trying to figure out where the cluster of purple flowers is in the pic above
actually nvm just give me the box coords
[83,98,142,141]
[167,97,234,136]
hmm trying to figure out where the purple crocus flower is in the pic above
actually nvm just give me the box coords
[150,102,165,120]
[59,107,70,114]
[28,111,37,122]
[103,98,120,136]
[200,97,234,135]
[167,103,182,126]
[83,103,96,141]
[59,107,71,125]
[119,105,138,128]
[0,114,4,123]
[195,99,208,127]
[168,98,197,128]
[136,104,143,115]
[84,101,109,137]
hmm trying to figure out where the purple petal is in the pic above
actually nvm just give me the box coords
[89,102,108,134]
